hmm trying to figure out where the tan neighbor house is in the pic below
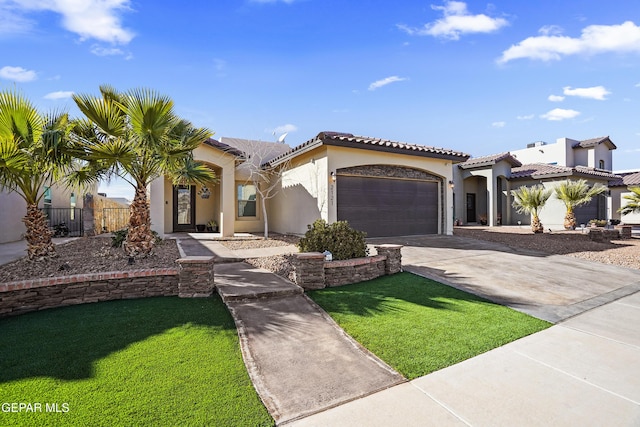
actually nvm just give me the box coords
[149,131,470,238]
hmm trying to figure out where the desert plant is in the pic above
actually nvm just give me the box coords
[111,228,161,248]
[618,187,640,216]
[554,179,606,229]
[511,184,552,233]
[71,86,216,257]
[298,219,367,260]
[0,90,76,259]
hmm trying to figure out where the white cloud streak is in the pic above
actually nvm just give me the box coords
[540,108,580,121]
[398,1,508,40]
[548,94,565,102]
[44,91,74,100]
[517,114,535,120]
[368,76,408,91]
[563,85,610,100]
[1,0,134,44]
[272,124,298,134]
[0,65,37,82]
[499,21,640,63]
[491,121,506,128]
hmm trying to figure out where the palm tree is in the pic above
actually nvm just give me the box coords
[511,184,553,233]
[554,179,607,229]
[71,86,216,257]
[618,187,640,216]
[0,90,75,259]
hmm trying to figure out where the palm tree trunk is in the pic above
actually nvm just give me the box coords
[531,214,544,233]
[23,204,56,260]
[564,210,576,230]
[123,185,155,257]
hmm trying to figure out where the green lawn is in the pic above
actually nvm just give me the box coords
[0,297,272,427]
[309,272,551,379]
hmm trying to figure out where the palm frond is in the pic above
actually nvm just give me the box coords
[618,187,640,215]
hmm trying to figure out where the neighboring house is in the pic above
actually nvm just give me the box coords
[453,136,622,229]
[149,131,469,238]
[610,170,640,224]
[0,183,93,243]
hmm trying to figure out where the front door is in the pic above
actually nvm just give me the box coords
[466,193,476,223]
[173,185,196,231]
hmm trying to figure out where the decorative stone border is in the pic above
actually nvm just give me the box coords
[589,226,632,242]
[0,256,214,318]
[292,245,403,290]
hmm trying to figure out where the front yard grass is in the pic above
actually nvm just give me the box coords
[0,297,272,427]
[308,272,551,379]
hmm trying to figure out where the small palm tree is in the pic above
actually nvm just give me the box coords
[0,91,75,259]
[511,184,552,233]
[71,86,216,257]
[618,187,640,216]
[554,179,607,229]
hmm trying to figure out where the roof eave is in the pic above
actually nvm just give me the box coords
[323,139,470,162]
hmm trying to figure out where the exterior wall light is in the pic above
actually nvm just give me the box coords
[448,180,455,189]
[330,172,336,183]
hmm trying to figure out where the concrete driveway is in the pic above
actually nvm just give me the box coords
[369,235,640,322]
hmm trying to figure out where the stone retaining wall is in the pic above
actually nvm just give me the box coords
[0,256,214,318]
[292,245,403,290]
[589,226,632,242]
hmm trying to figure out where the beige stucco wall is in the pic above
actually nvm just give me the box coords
[0,189,27,243]
[269,145,455,235]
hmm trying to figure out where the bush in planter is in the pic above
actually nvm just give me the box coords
[112,228,161,248]
[298,219,367,260]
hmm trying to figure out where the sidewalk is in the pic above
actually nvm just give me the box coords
[0,237,77,266]
[290,290,640,426]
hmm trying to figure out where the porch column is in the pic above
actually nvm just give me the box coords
[219,163,235,237]
[149,177,166,238]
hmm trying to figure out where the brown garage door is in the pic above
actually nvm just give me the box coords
[337,175,438,237]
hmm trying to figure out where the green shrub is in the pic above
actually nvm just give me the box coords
[298,219,367,260]
[111,228,161,248]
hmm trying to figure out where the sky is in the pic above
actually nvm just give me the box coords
[1,0,640,199]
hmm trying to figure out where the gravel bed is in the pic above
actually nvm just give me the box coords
[454,226,640,270]
[0,236,181,283]
[220,234,300,251]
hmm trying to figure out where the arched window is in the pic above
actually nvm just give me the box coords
[598,159,605,169]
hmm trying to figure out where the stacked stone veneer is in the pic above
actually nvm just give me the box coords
[292,245,403,290]
[0,256,214,318]
[589,226,632,243]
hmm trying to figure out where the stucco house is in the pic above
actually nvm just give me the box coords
[0,184,92,243]
[149,131,470,238]
[452,136,625,229]
[610,171,640,225]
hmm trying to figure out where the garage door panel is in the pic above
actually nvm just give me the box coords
[337,175,438,237]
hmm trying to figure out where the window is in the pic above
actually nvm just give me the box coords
[599,159,605,169]
[70,192,76,220]
[43,186,52,219]
[237,184,257,217]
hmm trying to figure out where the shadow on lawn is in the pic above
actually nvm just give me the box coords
[0,296,234,383]
[308,272,494,318]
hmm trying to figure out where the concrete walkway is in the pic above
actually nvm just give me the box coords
[177,238,404,425]
[0,237,78,266]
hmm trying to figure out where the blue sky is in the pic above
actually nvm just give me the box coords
[1,0,640,198]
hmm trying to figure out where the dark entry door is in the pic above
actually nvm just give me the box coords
[466,193,476,223]
[337,176,438,237]
[173,185,196,231]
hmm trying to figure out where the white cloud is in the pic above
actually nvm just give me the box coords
[491,121,506,128]
[2,0,134,44]
[91,45,123,56]
[517,114,535,120]
[368,76,408,91]
[0,65,37,82]
[540,108,580,121]
[563,85,610,100]
[44,91,74,100]
[272,124,298,134]
[398,1,508,40]
[499,21,640,63]
[548,94,565,102]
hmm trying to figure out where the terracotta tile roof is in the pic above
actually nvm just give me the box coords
[458,152,522,169]
[202,138,245,157]
[268,131,470,166]
[572,136,617,150]
[511,163,620,180]
[609,171,640,187]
